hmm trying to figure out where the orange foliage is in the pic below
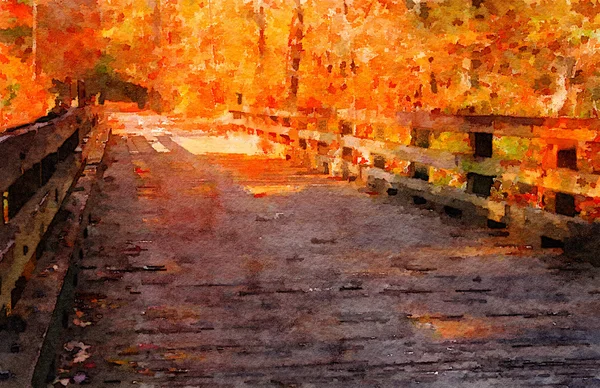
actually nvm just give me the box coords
[0,44,52,129]
[3,0,600,129]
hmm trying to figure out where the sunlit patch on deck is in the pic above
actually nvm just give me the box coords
[243,184,305,197]
[171,133,287,158]
[411,315,507,340]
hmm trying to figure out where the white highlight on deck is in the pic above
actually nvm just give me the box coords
[141,133,171,153]
[150,142,170,153]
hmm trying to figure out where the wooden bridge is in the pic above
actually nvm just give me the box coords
[0,107,599,387]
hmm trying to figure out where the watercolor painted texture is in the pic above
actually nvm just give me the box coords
[1,0,600,387]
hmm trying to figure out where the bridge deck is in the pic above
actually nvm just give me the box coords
[48,113,600,387]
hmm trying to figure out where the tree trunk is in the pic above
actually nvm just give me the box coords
[286,0,304,110]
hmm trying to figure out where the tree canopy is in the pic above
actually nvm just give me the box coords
[2,0,600,129]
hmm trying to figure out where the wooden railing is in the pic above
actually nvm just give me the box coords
[229,109,600,243]
[0,106,99,315]
[0,108,98,222]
